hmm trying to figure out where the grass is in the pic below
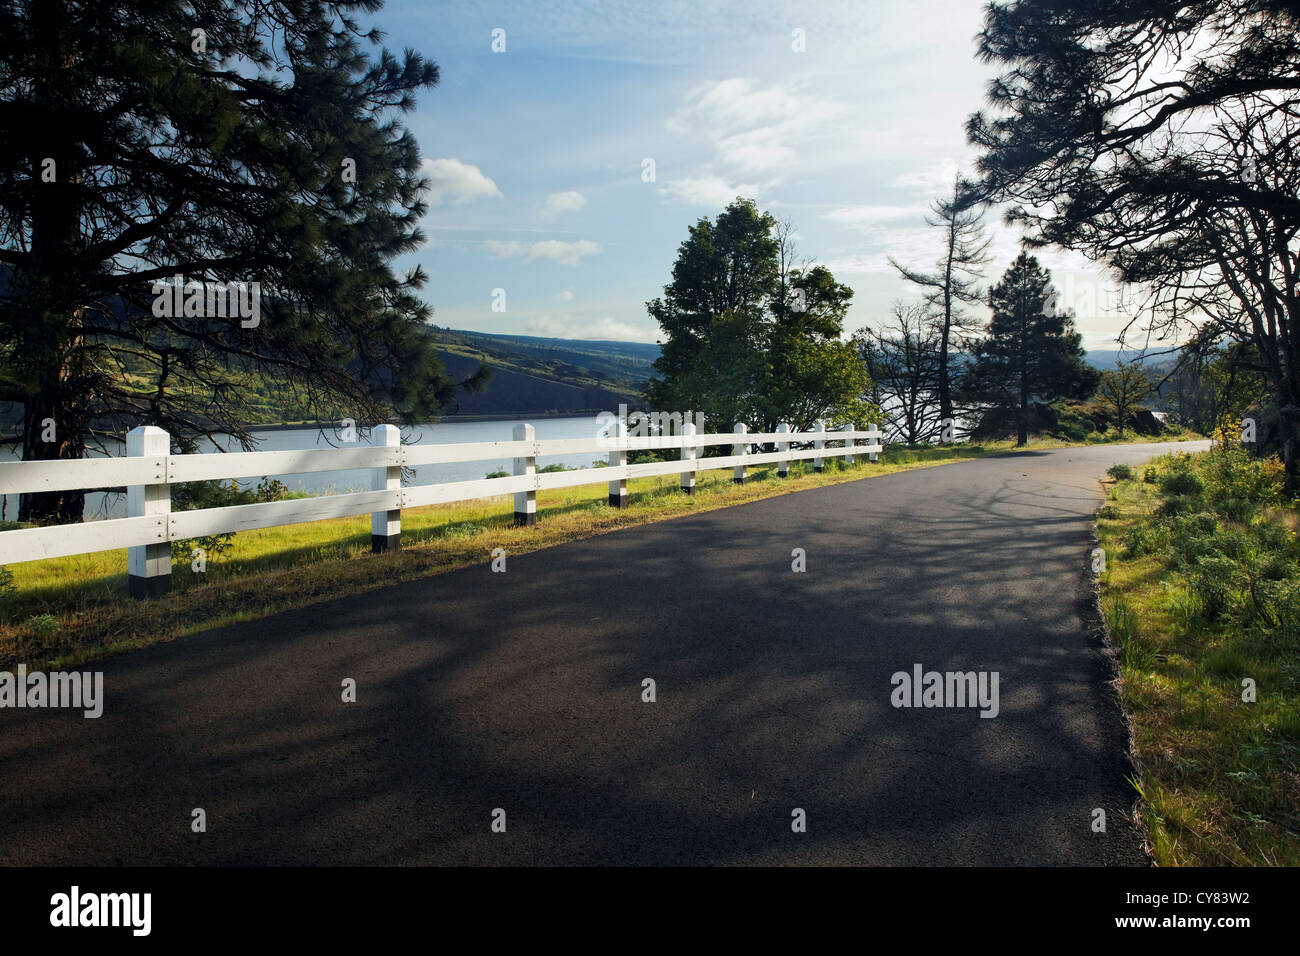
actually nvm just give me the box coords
[0,430,1188,673]
[1096,448,1300,866]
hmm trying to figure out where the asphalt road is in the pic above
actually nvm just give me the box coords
[0,440,1208,865]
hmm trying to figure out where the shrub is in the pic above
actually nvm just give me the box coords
[1189,554,1249,620]
[254,478,291,502]
[1143,465,1159,483]
[26,613,58,637]
[1204,526,1258,563]
[1261,552,1293,581]
[1255,521,1294,552]
[1216,497,1256,523]
[1107,463,1133,480]
[1200,446,1284,506]
[1159,469,1204,496]
[1157,494,1200,516]
[1123,521,1171,557]
[1166,513,1218,567]
[169,477,289,565]
[1058,421,1089,442]
[0,565,13,596]
[484,469,509,479]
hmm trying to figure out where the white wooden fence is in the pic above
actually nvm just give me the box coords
[0,420,882,597]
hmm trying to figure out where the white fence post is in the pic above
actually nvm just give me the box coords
[608,418,627,508]
[127,425,171,599]
[6,421,894,574]
[733,423,748,485]
[513,422,537,526]
[680,421,696,495]
[371,424,401,552]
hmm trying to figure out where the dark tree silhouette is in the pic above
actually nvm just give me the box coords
[0,0,485,521]
[967,0,1300,485]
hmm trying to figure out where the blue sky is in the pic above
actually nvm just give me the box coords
[369,0,1135,350]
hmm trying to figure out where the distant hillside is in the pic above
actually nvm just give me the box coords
[1083,348,1181,370]
[4,309,1184,425]
[428,328,657,417]
[428,332,1149,417]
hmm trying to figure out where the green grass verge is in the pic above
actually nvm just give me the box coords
[1096,447,1300,865]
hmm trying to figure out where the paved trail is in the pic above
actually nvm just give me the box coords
[0,441,1207,865]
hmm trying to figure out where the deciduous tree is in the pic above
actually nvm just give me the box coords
[646,198,871,434]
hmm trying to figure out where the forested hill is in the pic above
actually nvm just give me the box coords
[1,294,1155,424]
[430,332,1163,417]
[428,327,657,417]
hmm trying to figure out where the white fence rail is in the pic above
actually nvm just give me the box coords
[0,420,882,597]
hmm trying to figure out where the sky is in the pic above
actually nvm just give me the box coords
[367,0,1140,351]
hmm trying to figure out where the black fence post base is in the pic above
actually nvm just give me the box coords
[129,574,172,599]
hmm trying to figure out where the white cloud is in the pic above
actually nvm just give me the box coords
[822,254,895,275]
[658,175,763,208]
[889,159,962,194]
[819,205,938,274]
[541,190,587,216]
[527,240,601,265]
[554,289,575,302]
[673,76,847,176]
[525,313,657,342]
[485,239,601,266]
[822,204,929,232]
[419,158,502,206]
[587,316,655,341]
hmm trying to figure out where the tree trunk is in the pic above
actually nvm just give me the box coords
[16,1,87,524]
[17,378,86,524]
[1018,374,1029,447]
[1280,403,1299,494]
[937,217,957,426]
[937,322,953,426]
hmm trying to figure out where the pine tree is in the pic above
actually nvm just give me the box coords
[0,0,482,522]
[960,253,1098,446]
